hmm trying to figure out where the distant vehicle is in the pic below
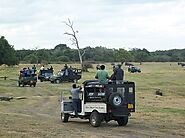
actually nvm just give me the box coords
[18,74,37,87]
[60,80,135,127]
[128,66,141,73]
[125,62,134,67]
[178,62,185,67]
[50,68,82,83]
[38,69,53,82]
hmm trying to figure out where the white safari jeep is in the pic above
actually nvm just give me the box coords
[60,80,135,127]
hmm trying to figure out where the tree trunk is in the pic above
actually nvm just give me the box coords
[77,49,83,69]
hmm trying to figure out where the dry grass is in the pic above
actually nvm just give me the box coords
[0,62,185,138]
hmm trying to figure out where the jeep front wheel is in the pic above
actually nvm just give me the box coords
[117,116,128,126]
[18,82,21,87]
[61,113,69,123]
[73,79,78,83]
[89,111,101,127]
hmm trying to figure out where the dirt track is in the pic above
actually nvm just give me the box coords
[0,96,180,138]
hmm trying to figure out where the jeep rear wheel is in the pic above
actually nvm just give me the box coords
[89,111,101,127]
[61,113,69,122]
[33,83,36,87]
[117,116,128,126]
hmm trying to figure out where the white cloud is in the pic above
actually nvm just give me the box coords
[0,0,185,51]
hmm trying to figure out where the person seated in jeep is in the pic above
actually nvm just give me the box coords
[95,65,109,84]
[32,65,37,73]
[49,66,53,71]
[70,84,82,116]
[60,64,70,76]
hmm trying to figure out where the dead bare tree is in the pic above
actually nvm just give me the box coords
[64,19,83,69]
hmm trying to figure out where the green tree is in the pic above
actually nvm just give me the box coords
[115,48,133,62]
[0,36,18,65]
[130,48,150,62]
[24,54,37,64]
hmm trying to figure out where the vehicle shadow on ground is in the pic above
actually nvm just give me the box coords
[64,119,135,128]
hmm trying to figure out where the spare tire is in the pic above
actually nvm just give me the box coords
[109,93,124,107]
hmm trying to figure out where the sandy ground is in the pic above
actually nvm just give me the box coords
[1,95,184,138]
[1,63,185,138]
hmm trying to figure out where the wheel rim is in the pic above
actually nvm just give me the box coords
[91,115,96,125]
[62,113,64,120]
[56,80,60,83]
[113,95,122,106]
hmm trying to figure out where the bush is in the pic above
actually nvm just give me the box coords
[82,62,93,72]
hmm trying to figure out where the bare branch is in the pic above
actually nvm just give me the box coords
[64,32,75,37]
[63,21,70,27]
[82,49,86,57]
[67,18,71,25]
[72,38,76,41]
[71,42,76,45]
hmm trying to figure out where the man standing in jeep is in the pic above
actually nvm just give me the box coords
[95,65,109,84]
[70,84,82,116]
[112,64,124,84]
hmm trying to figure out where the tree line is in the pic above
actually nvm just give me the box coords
[1,36,185,66]
[16,44,185,64]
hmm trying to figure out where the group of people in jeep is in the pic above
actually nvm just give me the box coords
[20,65,54,78]
[19,65,37,77]
[95,64,124,84]
[59,64,71,76]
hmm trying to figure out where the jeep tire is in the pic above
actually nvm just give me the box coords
[56,79,60,84]
[89,111,101,127]
[73,79,78,83]
[33,83,36,87]
[109,93,123,107]
[61,113,69,123]
[18,82,21,87]
[117,116,128,126]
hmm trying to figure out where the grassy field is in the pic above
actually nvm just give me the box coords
[0,62,185,138]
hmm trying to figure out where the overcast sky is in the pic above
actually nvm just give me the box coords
[1,0,185,51]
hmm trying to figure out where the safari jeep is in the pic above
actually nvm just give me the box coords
[51,68,82,83]
[38,69,53,82]
[60,80,135,127]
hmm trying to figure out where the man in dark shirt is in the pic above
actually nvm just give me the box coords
[112,64,124,84]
